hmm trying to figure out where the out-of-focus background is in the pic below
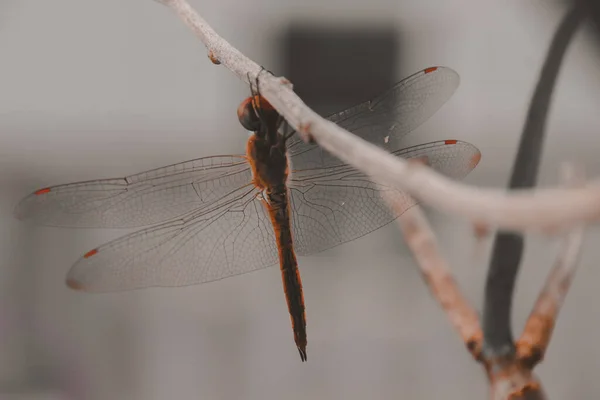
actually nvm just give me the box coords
[1,1,600,399]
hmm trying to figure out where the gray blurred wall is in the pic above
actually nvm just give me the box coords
[1,1,600,399]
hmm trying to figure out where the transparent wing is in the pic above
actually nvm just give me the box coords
[15,67,456,230]
[15,155,251,228]
[288,140,480,255]
[66,185,280,292]
[287,66,460,170]
[65,139,480,292]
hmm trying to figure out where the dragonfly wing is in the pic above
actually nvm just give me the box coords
[15,155,251,228]
[288,140,480,255]
[286,66,460,170]
[65,186,281,292]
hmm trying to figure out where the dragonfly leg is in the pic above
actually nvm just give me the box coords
[254,66,275,108]
[245,70,269,138]
[254,68,282,142]
[246,71,256,97]
[255,189,269,205]
[254,70,269,129]
[261,66,275,77]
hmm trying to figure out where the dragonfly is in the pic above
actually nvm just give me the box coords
[15,66,481,362]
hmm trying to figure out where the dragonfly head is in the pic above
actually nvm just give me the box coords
[237,95,278,135]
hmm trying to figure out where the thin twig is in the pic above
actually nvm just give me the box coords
[516,225,584,368]
[386,195,551,399]
[153,0,600,234]
[516,164,585,368]
[384,194,482,360]
[483,3,584,358]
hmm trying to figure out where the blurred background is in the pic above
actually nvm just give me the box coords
[2,0,600,399]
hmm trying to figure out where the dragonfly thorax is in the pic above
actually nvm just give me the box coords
[246,133,289,191]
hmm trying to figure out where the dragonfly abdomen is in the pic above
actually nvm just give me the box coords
[265,184,308,362]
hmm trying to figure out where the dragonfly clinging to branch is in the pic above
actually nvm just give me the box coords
[15,66,481,361]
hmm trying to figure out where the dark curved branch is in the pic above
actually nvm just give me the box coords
[482,4,585,358]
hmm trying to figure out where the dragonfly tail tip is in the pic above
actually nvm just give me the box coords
[298,346,307,362]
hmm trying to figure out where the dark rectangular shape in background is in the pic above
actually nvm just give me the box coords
[279,24,400,117]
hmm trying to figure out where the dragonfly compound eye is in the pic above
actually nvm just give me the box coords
[237,97,261,132]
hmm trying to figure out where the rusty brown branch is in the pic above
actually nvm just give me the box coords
[516,165,585,369]
[383,194,483,360]
[485,165,585,400]
[387,197,553,399]
[384,194,549,398]
[488,368,545,400]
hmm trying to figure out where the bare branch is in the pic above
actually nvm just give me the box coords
[384,192,552,398]
[516,225,584,368]
[516,164,585,368]
[384,194,482,359]
[153,0,600,233]
[483,3,584,358]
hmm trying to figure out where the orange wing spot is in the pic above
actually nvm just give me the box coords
[66,278,85,291]
[34,187,51,195]
[83,249,98,258]
[470,152,482,169]
[444,139,458,145]
[424,67,438,74]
